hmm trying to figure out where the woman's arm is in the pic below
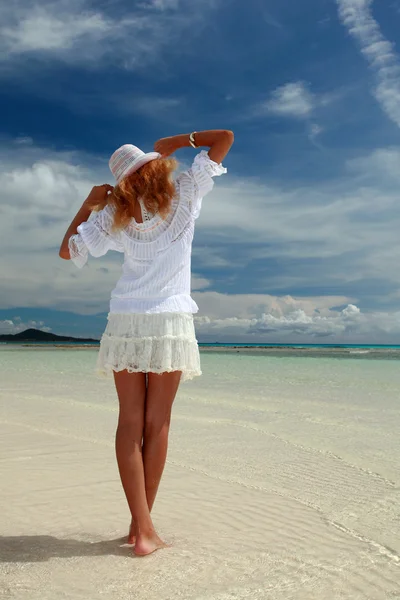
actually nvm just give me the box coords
[154,129,234,164]
[59,184,113,260]
[59,204,91,260]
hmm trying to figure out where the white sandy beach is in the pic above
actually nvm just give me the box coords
[0,347,399,599]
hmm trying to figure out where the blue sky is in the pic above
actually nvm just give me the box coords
[1,0,400,343]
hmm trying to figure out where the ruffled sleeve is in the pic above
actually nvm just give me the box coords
[178,150,227,219]
[68,205,123,269]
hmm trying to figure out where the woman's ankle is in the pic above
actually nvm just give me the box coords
[134,520,156,538]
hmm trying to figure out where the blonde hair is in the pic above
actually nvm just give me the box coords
[92,157,178,230]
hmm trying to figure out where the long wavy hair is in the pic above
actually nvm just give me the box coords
[91,157,178,230]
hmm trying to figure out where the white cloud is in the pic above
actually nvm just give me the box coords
[308,123,324,145]
[259,82,340,139]
[248,304,359,337]
[0,0,216,69]
[191,276,211,291]
[346,147,400,182]
[192,157,400,273]
[144,0,180,9]
[15,136,33,145]
[337,0,400,128]
[194,302,400,342]
[191,290,400,342]
[0,318,51,335]
[193,291,352,321]
[264,82,315,118]
[123,96,183,118]
[2,6,109,53]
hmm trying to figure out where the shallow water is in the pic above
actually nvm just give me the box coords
[0,347,399,599]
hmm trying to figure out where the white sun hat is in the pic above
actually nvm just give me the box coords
[109,144,160,184]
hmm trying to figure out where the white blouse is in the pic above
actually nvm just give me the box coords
[68,151,227,314]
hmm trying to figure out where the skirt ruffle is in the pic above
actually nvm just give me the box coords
[96,312,201,383]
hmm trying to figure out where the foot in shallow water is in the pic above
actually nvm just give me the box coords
[134,531,169,556]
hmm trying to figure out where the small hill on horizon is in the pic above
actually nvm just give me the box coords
[0,328,99,343]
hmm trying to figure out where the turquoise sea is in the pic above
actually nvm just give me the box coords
[3,341,400,364]
[2,341,400,350]
[2,341,400,346]
[200,342,400,348]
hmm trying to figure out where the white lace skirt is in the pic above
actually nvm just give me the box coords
[96,312,201,383]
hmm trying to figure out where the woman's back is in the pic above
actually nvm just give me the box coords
[69,150,227,314]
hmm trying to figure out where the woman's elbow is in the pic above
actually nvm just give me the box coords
[223,130,234,144]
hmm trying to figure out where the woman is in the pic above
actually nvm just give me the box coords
[59,130,234,556]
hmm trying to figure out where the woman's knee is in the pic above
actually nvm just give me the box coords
[144,410,171,439]
[117,410,143,426]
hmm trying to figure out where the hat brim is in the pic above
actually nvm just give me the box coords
[116,152,161,183]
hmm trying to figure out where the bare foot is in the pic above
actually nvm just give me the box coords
[127,520,136,545]
[134,532,169,557]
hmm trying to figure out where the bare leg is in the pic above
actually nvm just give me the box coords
[130,370,181,538]
[127,371,181,546]
[142,371,181,512]
[114,370,167,556]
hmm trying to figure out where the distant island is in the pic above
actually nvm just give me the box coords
[0,328,99,343]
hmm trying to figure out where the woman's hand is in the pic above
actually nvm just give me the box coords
[83,184,114,210]
[154,137,181,158]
